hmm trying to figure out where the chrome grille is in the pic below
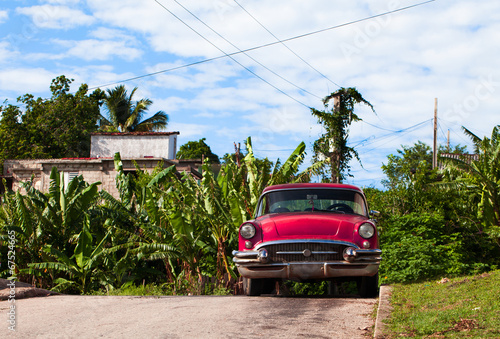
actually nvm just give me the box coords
[263,242,346,262]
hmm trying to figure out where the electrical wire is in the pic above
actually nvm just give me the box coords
[360,120,400,132]
[170,0,322,100]
[252,119,434,159]
[232,0,341,88]
[89,0,436,91]
[438,118,474,147]
[152,0,312,108]
[352,118,433,151]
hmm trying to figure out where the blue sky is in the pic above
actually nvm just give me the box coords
[1,0,499,188]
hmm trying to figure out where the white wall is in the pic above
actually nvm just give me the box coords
[90,133,178,159]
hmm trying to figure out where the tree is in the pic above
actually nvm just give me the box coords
[0,104,30,171]
[176,138,220,164]
[311,87,374,183]
[380,141,469,215]
[382,141,434,190]
[442,126,500,244]
[0,76,103,162]
[22,76,104,158]
[101,85,168,132]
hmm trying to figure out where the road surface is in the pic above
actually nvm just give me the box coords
[2,294,376,338]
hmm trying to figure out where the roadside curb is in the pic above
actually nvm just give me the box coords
[374,284,392,338]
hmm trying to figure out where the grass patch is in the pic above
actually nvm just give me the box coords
[90,283,172,296]
[386,270,500,338]
[89,282,231,296]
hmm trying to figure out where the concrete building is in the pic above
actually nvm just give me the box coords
[1,132,201,198]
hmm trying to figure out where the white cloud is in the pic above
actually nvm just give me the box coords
[16,5,94,29]
[0,10,8,23]
[24,33,143,62]
[169,122,211,139]
[43,0,81,4]
[0,68,56,93]
[0,41,17,64]
[89,27,133,41]
[144,59,241,91]
[54,38,142,61]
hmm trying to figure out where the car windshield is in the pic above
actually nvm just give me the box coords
[256,189,368,217]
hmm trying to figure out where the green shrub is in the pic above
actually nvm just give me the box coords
[379,213,472,284]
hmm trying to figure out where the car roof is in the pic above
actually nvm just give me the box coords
[262,183,364,194]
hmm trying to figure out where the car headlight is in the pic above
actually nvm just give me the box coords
[240,223,256,239]
[359,223,375,239]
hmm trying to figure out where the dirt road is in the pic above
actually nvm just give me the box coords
[2,294,376,338]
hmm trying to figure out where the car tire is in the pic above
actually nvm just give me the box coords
[243,278,275,296]
[358,273,379,298]
[261,279,276,294]
[243,277,262,296]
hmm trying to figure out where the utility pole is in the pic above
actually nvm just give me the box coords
[447,129,450,152]
[331,95,341,183]
[433,98,438,169]
[234,142,241,167]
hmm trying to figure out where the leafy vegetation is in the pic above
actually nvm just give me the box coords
[311,87,374,183]
[100,84,168,132]
[0,76,103,171]
[176,138,220,164]
[366,126,500,285]
[0,78,498,302]
[0,136,318,295]
[441,126,500,243]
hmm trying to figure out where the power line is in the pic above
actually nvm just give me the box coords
[232,0,341,88]
[262,119,435,164]
[90,0,436,90]
[145,0,312,108]
[361,120,400,132]
[352,118,433,150]
[438,118,473,147]
[170,0,321,100]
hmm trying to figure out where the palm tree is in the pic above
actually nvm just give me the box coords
[102,85,168,132]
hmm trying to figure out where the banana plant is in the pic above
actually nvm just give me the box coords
[441,125,500,243]
[0,170,102,283]
[201,158,248,278]
[28,216,110,294]
[113,154,203,286]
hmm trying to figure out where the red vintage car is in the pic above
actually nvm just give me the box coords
[232,183,381,297]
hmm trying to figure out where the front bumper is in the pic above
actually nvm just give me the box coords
[232,240,381,280]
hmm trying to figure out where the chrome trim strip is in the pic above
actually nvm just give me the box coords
[232,250,259,258]
[238,261,379,267]
[276,251,338,255]
[254,239,360,250]
[356,249,382,254]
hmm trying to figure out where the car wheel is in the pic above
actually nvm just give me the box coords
[358,273,379,298]
[261,279,276,294]
[243,278,275,296]
[243,277,263,296]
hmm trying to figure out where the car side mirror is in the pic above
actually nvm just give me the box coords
[369,210,380,224]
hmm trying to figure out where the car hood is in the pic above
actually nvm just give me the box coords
[257,212,367,241]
